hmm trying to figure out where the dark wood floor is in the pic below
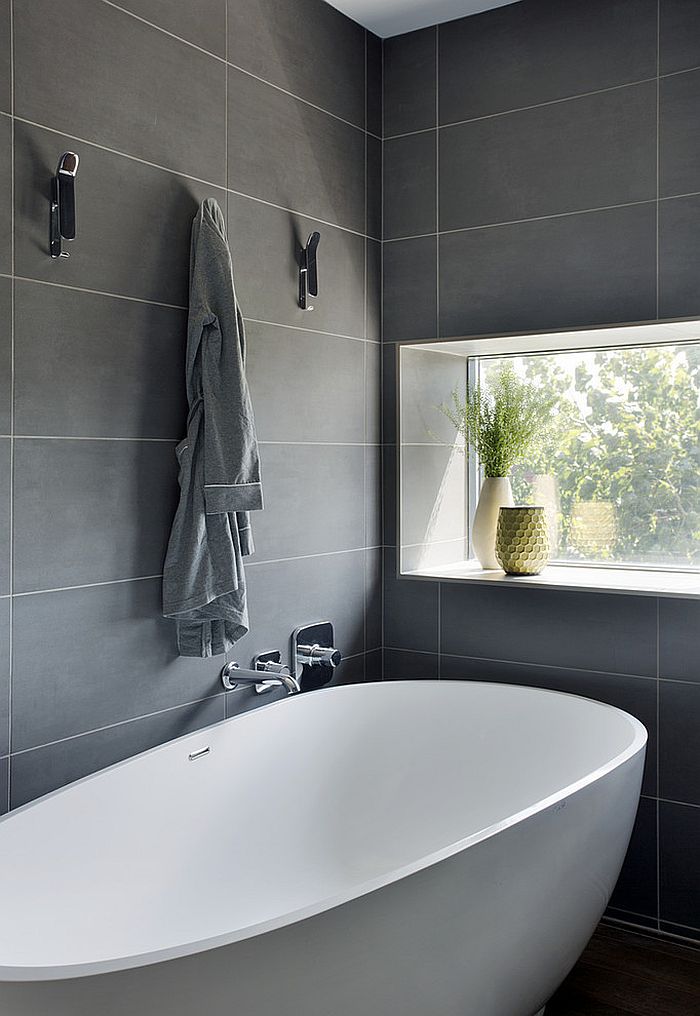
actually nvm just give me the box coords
[546,924,700,1015]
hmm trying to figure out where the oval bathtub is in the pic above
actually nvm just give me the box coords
[0,680,646,1016]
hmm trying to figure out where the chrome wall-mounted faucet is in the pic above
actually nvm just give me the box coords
[292,621,342,691]
[221,650,301,695]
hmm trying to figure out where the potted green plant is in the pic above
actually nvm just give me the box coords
[440,363,556,569]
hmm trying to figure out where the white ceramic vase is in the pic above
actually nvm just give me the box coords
[472,476,514,569]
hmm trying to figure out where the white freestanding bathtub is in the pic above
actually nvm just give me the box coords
[0,680,646,1016]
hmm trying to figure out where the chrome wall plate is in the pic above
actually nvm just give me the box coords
[292,621,342,691]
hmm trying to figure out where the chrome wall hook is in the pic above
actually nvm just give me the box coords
[299,231,320,311]
[50,152,80,259]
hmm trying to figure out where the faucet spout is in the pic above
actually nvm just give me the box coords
[220,661,301,695]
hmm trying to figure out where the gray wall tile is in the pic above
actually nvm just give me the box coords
[384,131,437,239]
[441,654,658,796]
[438,0,658,124]
[365,340,381,444]
[227,0,365,127]
[115,0,227,57]
[236,550,366,665]
[10,696,225,808]
[251,443,365,562]
[0,116,10,274]
[11,578,223,751]
[246,323,365,443]
[14,122,225,307]
[0,598,9,756]
[439,204,657,337]
[365,445,381,550]
[382,443,397,547]
[13,438,178,592]
[384,27,436,137]
[660,680,700,805]
[365,547,382,651]
[660,69,700,198]
[366,32,383,138]
[0,756,7,815]
[439,83,656,231]
[383,236,438,341]
[0,439,9,595]
[227,68,365,233]
[383,547,438,652]
[384,648,438,680]
[382,344,397,445]
[659,598,700,683]
[660,0,700,75]
[227,194,365,339]
[608,797,658,919]
[658,195,700,318]
[440,584,658,677]
[14,280,187,439]
[14,0,227,184]
[0,0,9,114]
[366,239,381,341]
[367,135,382,240]
[0,279,10,434]
[660,801,700,930]
[365,648,382,683]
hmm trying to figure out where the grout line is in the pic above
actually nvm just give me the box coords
[224,0,229,227]
[654,797,700,811]
[245,317,377,344]
[385,197,660,243]
[384,74,672,140]
[13,275,188,311]
[435,24,440,339]
[6,0,14,813]
[10,691,227,758]
[246,547,372,568]
[13,435,177,442]
[13,574,163,598]
[656,0,661,323]
[656,592,661,929]
[12,117,381,243]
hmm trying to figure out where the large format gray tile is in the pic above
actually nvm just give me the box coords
[382,344,397,445]
[660,69,700,199]
[228,0,365,128]
[608,797,658,920]
[384,648,438,680]
[11,578,223,751]
[227,68,365,234]
[0,0,9,113]
[0,278,10,434]
[659,195,700,319]
[0,116,10,274]
[383,236,437,341]
[660,0,700,75]
[366,32,383,138]
[246,322,365,443]
[250,443,365,563]
[660,801,700,930]
[227,193,365,340]
[115,0,227,57]
[367,135,382,240]
[365,448,381,553]
[0,598,9,756]
[14,0,226,184]
[235,549,366,666]
[440,584,658,677]
[13,438,178,592]
[14,122,224,307]
[384,27,436,137]
[438,0,658,124]
[384,131,437,240]
[382,444,397,547]
[365,340,381,445]
[0,440,9,595]
[439,204,657,337]
[0,756,7,815]
[441,655,658,796]
[660,680,700,806]
[383,547,439,653]
[366,239,381,341]
[14,281,187,439]
[10,696,225,808]
[440,82,656,231]
[365,548,382,652]
[659,597,700,683]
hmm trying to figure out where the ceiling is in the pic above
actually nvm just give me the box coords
[326,0,520,38]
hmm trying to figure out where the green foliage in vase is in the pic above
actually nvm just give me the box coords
[439,363,557,478]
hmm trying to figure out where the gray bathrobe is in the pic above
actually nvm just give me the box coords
[162,199,263,658]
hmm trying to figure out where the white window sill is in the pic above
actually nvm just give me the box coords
[403,560,700,599]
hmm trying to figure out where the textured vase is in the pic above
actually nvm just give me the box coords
[496,506,550,575]
[472,477,514,570]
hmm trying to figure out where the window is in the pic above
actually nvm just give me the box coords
[397,320,700,590]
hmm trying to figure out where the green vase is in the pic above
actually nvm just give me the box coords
[495,506,550,575]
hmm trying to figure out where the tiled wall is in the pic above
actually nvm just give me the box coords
[381,0,700,943]
[0,0,382,811]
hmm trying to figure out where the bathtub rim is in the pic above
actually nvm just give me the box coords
[0,680,647,983]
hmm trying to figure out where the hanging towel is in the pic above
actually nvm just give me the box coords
[162,198,263,658]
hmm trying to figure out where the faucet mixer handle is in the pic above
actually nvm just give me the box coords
[296,644,342,669]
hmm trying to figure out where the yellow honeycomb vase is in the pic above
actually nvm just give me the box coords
[495,506,550,575]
